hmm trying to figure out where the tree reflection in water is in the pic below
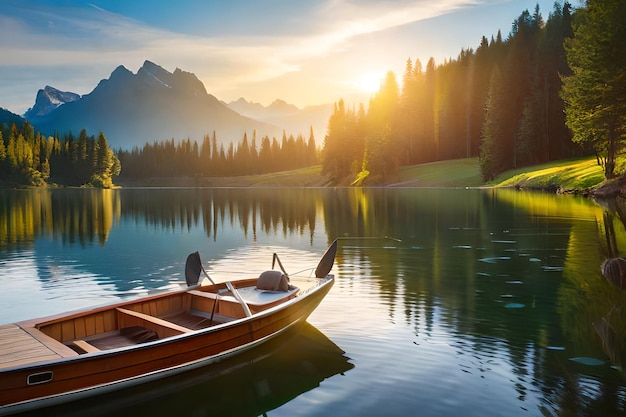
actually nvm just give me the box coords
[3,188,626,416]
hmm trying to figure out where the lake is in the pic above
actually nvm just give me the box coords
[2,187,626,416]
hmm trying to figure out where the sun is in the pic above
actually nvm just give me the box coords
[354,71,383,94]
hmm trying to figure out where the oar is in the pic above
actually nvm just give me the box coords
[272,253,289,276]
[185,251,219,324]
[185,251,216,286]
[314,239,338,278]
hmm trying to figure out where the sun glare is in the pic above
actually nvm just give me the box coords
[355,72,383,94]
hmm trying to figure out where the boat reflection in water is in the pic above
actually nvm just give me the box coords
[22,322,353,417]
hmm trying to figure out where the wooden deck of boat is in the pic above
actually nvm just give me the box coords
[0,324,75,370]
[0,277,326,373]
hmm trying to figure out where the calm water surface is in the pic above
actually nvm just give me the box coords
[2,187,626,416]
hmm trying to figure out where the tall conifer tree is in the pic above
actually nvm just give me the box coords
[562,0,626,179]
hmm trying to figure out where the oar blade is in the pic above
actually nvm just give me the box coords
[185,251,202,286]
[315,239,338,278]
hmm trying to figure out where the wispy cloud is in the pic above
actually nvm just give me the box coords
[0,0,483,112]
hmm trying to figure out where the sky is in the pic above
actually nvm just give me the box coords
[1,0,570,115]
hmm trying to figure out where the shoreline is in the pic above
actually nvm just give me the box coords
[2,157,622,196]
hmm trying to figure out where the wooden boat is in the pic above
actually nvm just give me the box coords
[0,240,337,416]
[30,321,353,417]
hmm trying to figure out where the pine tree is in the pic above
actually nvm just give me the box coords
[0,130,5,166]
[259,136,272,173]
[561,0,626,179]
[422,58,437,162]
[91,132,118,187]
[480,66,506,180]
[307,126,317,165]
[322,100,353,181]
[200,134,211,175]
[6,124,17,171]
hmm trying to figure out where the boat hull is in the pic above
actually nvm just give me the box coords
[0,276,333,415]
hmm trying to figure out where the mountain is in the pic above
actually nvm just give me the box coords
[26,61,282,149]
[0,108,25,129]
[24,86,80,119]
[226,98,332,141]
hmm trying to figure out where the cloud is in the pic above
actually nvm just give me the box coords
[0,0,483,112]
[2,0,481,69]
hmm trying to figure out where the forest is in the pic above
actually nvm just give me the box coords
[0,122,119,188]
[322,0,625,184]
[323,2,575,184]
[0,121,317,186]
[116,129,318,179]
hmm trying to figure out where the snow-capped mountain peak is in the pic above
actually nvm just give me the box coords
[24,86,80,118]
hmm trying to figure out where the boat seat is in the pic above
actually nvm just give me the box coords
[71,339,101,354]
[257,270,290,291]
[116,308,192,338]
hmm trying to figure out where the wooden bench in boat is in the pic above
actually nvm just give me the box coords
[71,339,101,354]
[187,289,221,300]
[187,289,250,319]
[116,308,192,338]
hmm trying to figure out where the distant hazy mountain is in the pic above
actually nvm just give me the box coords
[24,86,80,119]
[226,98,332,141]
[26,61,282,150]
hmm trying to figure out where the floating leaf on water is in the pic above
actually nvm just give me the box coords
[542,266,564,272]
[569,357,605,366]
[479,256,511,264]
[504,303,525,309]
[546,346,566,351]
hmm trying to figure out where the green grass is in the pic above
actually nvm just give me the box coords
[489,157,604,190]
[391,156,604,190]
[118,157,607,190]
[236,165,330,186]
[392,158,483,187]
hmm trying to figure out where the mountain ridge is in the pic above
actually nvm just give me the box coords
[22,61,271,149]
[17,60,332,149]
[24,86,80,119]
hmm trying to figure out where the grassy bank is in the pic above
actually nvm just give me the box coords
[116,165,332,188]
[488,157,604,191]
[115,156,607,190]
[390,158,483,187]
[390,156,604,190]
